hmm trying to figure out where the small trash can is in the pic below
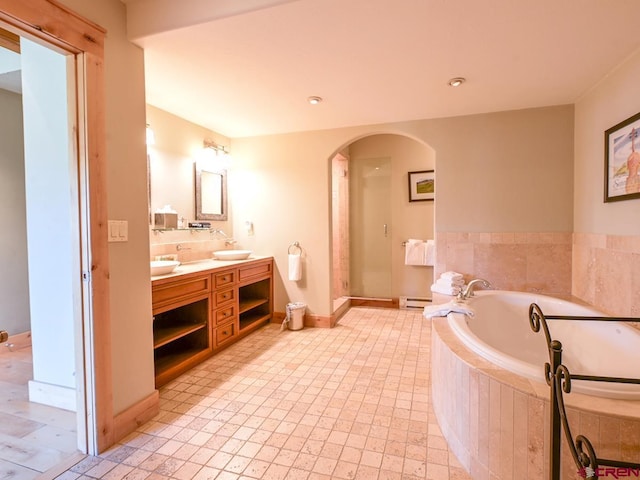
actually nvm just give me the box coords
[285,302,306,331]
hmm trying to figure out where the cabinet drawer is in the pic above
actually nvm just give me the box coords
[214,270,236,288]
[214,288,236,307]
[239,261,272,282]
[152,275,210,308]
[214,322,236,347]
[214,305,236,325]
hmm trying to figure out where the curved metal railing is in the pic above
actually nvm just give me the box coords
[529,303,640,480]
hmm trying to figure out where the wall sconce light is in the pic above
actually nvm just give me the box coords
[203,139,229,157]
[146,123,155,146]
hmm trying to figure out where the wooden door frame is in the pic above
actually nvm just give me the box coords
[0,0,112,453]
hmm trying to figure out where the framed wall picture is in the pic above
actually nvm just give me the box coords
[604,111,640,202]
[408,170,435,202]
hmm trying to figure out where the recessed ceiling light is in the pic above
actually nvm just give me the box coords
[448,77,466,87]
[307,96,323,105]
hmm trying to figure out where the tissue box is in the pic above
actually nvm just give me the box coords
[154,212,178,229]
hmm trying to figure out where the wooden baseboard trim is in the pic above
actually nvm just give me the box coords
[330,299,351,327]
[274,296,397,330]
[349,297,400,309]
[273,311,333,328]
[113,390,160,443]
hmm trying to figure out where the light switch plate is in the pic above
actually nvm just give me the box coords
[108,220,128,242]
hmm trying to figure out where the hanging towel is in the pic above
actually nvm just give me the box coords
[423,300,474,319]
[288,254,302,281]
[424,239,435,266]
[404,239,435,266]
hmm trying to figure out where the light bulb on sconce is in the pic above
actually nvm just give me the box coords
[203,139,229,157]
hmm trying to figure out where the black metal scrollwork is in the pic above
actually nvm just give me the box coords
[529,303,640,480]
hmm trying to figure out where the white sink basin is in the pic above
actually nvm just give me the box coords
[150,260,180,276]
[212,250,252,260]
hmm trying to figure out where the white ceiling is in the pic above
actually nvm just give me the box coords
[126,0,640,138]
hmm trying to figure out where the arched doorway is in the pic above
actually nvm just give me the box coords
[331,133,436,310]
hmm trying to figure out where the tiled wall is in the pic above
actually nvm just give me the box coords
[572,233,640,321]
[435,232,573,296]
[149,228,228,263]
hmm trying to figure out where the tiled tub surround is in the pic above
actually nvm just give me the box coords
[431,317,640,479]
[573,233,640,329]
[435,232,573,296]
[435,230,640,330]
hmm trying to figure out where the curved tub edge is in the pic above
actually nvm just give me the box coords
[430,316,640,479]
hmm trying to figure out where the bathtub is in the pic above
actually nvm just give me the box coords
[430,290,640,478]
[448,290,640,400]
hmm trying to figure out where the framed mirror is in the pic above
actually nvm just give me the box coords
[195,161,227,221]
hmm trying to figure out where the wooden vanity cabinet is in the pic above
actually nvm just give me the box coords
[152,258,273,387]
[212,268,237,349]
[152,274,212,387]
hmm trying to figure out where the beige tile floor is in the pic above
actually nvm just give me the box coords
[0,346,79,479]
[58,307,471,479]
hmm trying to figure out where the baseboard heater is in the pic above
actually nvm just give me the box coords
[399,296,432,310]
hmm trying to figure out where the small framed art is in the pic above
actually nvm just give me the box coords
[408,170,435,202]
[604,111,640,202]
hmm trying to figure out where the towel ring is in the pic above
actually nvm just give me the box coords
[288,241,302,255]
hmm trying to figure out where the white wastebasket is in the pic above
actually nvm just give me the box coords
[285,302,306,331]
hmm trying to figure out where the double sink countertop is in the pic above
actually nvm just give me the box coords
[151,256,273,283]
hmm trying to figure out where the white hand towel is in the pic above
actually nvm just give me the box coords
[440,271,464,281]
[288,254,302,281]
[424,239,435,266]
[430,283,462,296]
[423,300,475,319]
[405,239,426,265]
[436,277,464,288]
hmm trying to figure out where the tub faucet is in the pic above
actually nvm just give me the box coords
[458,278,492,301]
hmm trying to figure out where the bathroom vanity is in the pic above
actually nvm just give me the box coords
[151,256,273,387]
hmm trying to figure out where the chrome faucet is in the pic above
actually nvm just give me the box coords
[457,278,492,301]
[212,229,237,247]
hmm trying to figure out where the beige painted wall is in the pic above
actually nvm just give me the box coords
[348,134,435,299]
[423,106,575,233]
[58,0,155,414]
[574,48,640,236]
[0,89,30,336]
[230,105,574,316]
[573,46,640,316]
[147,104,231,229]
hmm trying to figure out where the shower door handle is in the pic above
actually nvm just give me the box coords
[383,224,388,237]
